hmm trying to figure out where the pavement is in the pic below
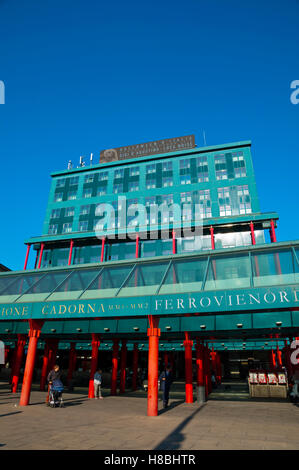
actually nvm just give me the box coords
[0,380,299,450]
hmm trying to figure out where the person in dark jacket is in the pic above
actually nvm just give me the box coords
[47,364,61,384]
[159,366,173,408]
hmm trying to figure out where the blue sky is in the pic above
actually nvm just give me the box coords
[0,0,298,270]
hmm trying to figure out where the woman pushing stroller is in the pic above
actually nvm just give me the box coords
[47,364,64,407]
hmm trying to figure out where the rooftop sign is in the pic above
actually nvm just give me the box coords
[100,135,196,163]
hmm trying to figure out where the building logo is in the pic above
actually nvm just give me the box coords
[0,81,4,104]
[290,80,299,105]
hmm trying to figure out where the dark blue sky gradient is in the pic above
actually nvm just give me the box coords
[0,0,298,270]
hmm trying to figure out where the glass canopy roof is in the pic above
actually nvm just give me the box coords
[0,245,298,304]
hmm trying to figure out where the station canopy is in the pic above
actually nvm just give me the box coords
[0,243,298,304]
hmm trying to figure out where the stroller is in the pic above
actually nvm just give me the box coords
[49,379,64,408]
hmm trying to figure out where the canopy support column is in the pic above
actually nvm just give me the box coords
[196,339,205,403]
[11,335,27,393]
[147,315,160,416]
[23,244,31,270]
[19,320,44,406]
[184,332,194,404]
[119,340,127,394]
[88,334,101,398]
[111,339,119,396]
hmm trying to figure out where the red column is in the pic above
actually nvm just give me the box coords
[211,347,217,378]
[270,220,277,242]
[204,346,211,397]
[196,339,205,388]
[210,226,215,250]
[135,236,139,258]
[172,230,176,254]
[111,339,119,396]
[37,243,45,269]
[216,353,222,384]
[19,320,44,406]
[276,345,282,368]
[147,315,160,417]
[11,335,27,393]
[250,222,256,245]
[184,332,194,404]
[40,341,50,391]
[88,334,101,398]
[67,342,76,387]
[68,239,74,266]
[119,340,127,394]
[34,250,39,269]
[269,349,276,370]
[101,237,106,262]
[132,343,139,391]
[23,245,31,270]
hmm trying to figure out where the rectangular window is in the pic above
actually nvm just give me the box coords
[113,182,123,194]
[48,224,58,235]
[50,209,61,219]
[146,178,156,189]
[56,178,65,188]
[180,174,191,185]
[80,205,91,215]
[99,171,108,181]
[128,181,139,192]
[84,174,95,184]
[114,168,124,179]
[215,154,228,180]
[67,190,77,200]
[83,188,92,198]
[62,223,72,233]
[78,220,88,232]
[146,164,156,174]
[54,192,63,202]
[180,159,191,169]
[162,161,172,172]
[162,177,173,188]
[65,206,75,217]
[129,166,140,176]
[69,176,79,186]
[197,156,209,182]
[96,187,107,196]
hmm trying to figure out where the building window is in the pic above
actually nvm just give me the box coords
[62,223,72,233]
[197,156,209,182]
[96,187,107,196]
[65,206,75,217]
[129,166,140,177]
[84,174,95,183]
[128,181,139,192]
[78,220,88,232]
[237,185,251,214]
[56,178,65,188]
[114,168,124,179]
[69,176,79,186]
[162,177,173,188]
[113,182,123,194]
[215,154,228,180]
[146,178,156,189]
[50,209,61,218]
[99,172,108,181]
[48,224,58,235]
[180,174,191,185]
[233,152,246,178]
[162,161,172,172]
[67,190,77,200]
[218,187,232,216]
[180,159,191,169]
[146,164,156,174]
[54,192,63,202]
[80,205,91,215]
[83,188,92,198]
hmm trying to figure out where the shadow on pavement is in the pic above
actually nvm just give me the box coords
[158,399,185,415]
[0,411,23,418]
[154,405,206,450]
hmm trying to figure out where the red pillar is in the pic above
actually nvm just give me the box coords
[216,352,222,384]
[23,245,31,270]
[269,349,277,370]
[101,237,106,262]
[11,335,27,393]
[196,339,205,401]
[135,236,139,258]
[204,345,211,397]
[88,334,101,398]
[250,222,256,245]
[37,243,45,269]
[19,320,44,406]
[276,345,283,368]
[147,315,160,417]
[111,339,119,396]
[67,342,76,387]
[119,340,127,394]
[210,226,215,250]
[270,220,277,242]
[184,332,194,404]
[68,239,74,266]
[172,230,176,254]
[132,343,139,391]
[40,341,50,391]
[211,347,217,378]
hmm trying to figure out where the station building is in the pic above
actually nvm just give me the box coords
[0,135,298,415]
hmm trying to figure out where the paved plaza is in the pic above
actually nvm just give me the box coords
[0,380,299,450]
